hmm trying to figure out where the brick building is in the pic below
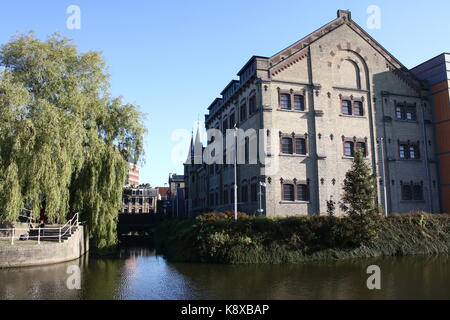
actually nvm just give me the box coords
[184,9,441,217]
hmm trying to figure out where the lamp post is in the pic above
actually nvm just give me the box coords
[378,138,388,217]
[257,181,266,216]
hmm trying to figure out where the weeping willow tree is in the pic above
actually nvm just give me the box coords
[0,33,145,248]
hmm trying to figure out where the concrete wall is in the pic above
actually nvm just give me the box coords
[0,226,89,268]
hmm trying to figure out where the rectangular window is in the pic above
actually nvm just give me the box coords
[240,102,247,121]
[223,190,229,204]
[399,144,407,159]
[281,137,293,154]
[409,145,417,159]
[283,184,295,201]
[356,142,366,156]
[396,105,416,121]
[245,138,249,164]
[280,94,291,110]
[353,101,364,116]
[344,141,354,157]
[250,183,257,202]
[396,106,403,120]
[402,185,412,201]
[295,138,307,155]
[229,113,236,129]
[413,185,423,200]
[241,185,248,202]
[406,107,417,121]
[230,187,235,204]
[297,184,309,202]
[249,95,256,115]
[342,100,352,115]
[294,95,305,111]
[222,119,228,135]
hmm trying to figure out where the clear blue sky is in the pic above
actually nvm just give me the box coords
[0,0,448,186]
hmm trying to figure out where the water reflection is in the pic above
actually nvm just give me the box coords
[1,248,450,300]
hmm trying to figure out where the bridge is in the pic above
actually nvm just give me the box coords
[117,214,163,244]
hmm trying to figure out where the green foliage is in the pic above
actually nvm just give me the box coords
[0,33,145,248]
[340,150,379,217]
[156,211,394,264]
[340,150,382,244]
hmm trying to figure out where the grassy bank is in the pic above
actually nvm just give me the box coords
[154,212,450,264]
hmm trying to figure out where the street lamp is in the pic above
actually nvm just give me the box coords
[378,138,388,217]
[257,181,266,216]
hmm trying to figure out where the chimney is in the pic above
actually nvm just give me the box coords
[337,9,352,20]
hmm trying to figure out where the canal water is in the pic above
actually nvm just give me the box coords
[1,247,450,300]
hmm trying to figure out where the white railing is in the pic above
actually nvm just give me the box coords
[0,212,80,245]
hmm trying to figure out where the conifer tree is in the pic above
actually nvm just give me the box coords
[340,149,381,244]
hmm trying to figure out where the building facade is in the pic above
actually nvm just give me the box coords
[121,186,158,214]
[185,10,441,217]
[412,53,450,213]
[126,161,140,187]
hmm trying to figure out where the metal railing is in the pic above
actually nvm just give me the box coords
[0,213,80,245]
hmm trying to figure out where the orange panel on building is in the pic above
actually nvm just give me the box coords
[412,53,450,213]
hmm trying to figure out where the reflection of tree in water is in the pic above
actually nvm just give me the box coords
[168,255,450,300]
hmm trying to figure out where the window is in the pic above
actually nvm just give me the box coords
[230,186,235,204]
[249,94,256,115]
[281,137,293,154]
[283,184,295,201]
[356,142,367,156]
[406,107,417,121]
[396,106,403,120]
[294,95,305,111]
[413,185,423,200]
[229,112,236,129]
[240,101,247,121]
[399,143,420,160]
[222,119,228,135]
[295,138,307,155]
[353,101,364,116]
[297,184,309,202]
[241,185,249,202]
[138,209,143,214]
[250,183,257,202]
[223,189,229,204]
[342,100,352,115]
[344,141,354,157]
[245,137,249,164]
[402,185,412,201]
[396,104,417,121]
[280,94,291,110]
[402,184,423,201]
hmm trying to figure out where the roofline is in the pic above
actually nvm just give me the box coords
[207,97,223,111]
[237,55,269,76]
[220,80,240,95]
[410,52,449,71]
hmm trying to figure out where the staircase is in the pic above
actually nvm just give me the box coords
[29,225,78,243]
[27,213,80,244]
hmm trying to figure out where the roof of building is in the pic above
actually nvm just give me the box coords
[157,187,170,198]
[205,9,424,124]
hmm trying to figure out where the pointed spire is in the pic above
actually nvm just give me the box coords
[185,130,194,165]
